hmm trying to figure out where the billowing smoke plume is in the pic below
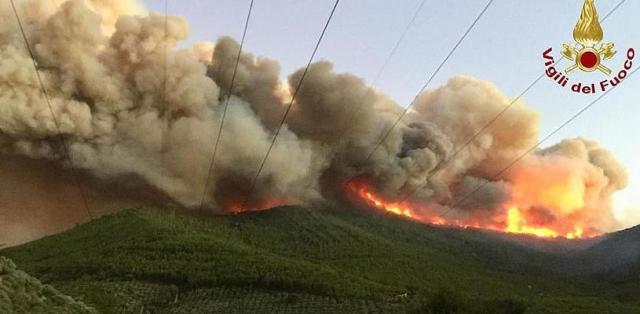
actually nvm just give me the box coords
[0,0,628,242]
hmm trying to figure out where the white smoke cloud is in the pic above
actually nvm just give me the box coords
[0,0,630,243]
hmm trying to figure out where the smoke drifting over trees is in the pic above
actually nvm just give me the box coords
[0,0,628,243]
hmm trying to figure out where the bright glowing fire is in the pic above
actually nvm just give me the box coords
[227,197,293,214]
[346,180,596,239]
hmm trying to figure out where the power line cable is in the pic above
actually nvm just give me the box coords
[199,0,255,211]
[338,0,428,134]
[398,0,627,203]
[161,0,168,179]
[241,0,341,210]
[9,0,93,221]
[363,0,495,162]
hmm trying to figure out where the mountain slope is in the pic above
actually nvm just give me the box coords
[579,225,640,274]
[1,206,639,313]
[571,225,640,303]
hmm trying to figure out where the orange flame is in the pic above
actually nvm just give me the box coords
[346,180,482,229]
[227,197,294,214]
[346,180,596,239]
[358,189,414,218]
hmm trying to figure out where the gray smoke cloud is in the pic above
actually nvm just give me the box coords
[0,0,629,244]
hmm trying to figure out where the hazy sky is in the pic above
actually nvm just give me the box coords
[142,0,640,228]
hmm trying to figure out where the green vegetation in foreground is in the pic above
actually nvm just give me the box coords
[1,206,639,313]
[0,256,95,313]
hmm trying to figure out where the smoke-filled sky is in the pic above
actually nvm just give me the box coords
[0,0,638,246]
[141,0,640,227]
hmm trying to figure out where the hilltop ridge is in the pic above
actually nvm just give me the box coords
[1,206,639,313]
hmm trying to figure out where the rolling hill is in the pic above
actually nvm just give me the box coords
[576,224,640,274]
[1,205,639,313]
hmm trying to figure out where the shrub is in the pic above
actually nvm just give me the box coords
[481,298,527,314]
[407,289,466,314]
[0,256,96,314]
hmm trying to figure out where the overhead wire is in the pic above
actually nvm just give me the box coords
[363,0,495,162]
[337,0,428,135]
[9,0,93,221]
[241,0,341,210]
[161,0,168,179]
[199,0,255,211]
